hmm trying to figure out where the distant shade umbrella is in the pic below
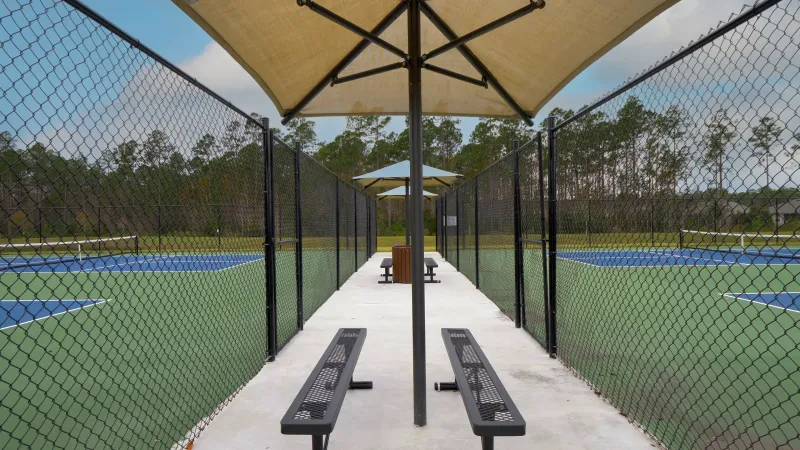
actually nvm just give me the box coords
[352,160,461,189]
[377,186,438,200]
[353,160,460,244]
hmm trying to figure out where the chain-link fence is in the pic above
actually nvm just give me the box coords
[519,137,548,346]
[457,178,478,285]
[552,1,799,447]
[441,1,799,448]
[0,1,373,448]
[477,155,516,321]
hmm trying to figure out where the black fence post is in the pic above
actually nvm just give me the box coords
[442,197,447,260]
[335,181,341,289]
[546,116,558,358]
[513,140,523,329]
[263,118,278,362]
[295,142,304,331]
[354,188,358,272]
[475,174,480,290]
[537,132,549,343]
[456,189,460,270]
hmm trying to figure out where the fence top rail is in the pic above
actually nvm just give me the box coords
[64,0,261,128]
[553,0,782,132]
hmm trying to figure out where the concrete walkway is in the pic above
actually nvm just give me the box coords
[193,252,656,450]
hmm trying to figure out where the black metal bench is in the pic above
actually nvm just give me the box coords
[435,329,525,449]
[379,258,393,283]
[424,257,440,283]
[281,328,372,449]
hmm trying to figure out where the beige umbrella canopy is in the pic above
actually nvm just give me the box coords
[172,0,676,123]
[172,0,679,427]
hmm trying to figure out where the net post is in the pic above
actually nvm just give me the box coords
[294,142,304,331]
[335,180,341,289]
[135,236,140,256]
[475,174,480,290]
[36,205,43,243]
[546,116,558,358]
[513,140,523,329]
[679,230,684,250]
[157,204,162,253]
[217,204,222,250]
[263,118,278,362]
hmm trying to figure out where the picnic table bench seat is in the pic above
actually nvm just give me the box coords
[281,328,372,449]
[435,328,525,449]
[379,258,393,283]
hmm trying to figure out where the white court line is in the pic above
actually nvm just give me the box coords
[721,292,800,314]
[646,250,737,266]
[89,255,168,272]
[215,257,265,272]
[0,298,112,332]
[8,254,265,274]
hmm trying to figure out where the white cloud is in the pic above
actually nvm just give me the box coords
[177,42,280,125]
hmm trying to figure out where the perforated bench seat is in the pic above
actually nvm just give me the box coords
[436,328,525,449]
[281,328,372,449]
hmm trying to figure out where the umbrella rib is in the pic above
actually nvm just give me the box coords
[422,64,487,89]
[432,177,452,187]
[422,1,545,62]
[420,2,534,126]
[282,1,409,125]
[363,178,383,189]
[333,62,408,86]
[298,0,408,60]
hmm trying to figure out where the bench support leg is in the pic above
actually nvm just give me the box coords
[379,268,392,284]
[312,435,324,450]
[349,378,373,389]
[434,381,458,391]
[481,436,494,450]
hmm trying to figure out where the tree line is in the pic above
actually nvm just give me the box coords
[1,94,798,239]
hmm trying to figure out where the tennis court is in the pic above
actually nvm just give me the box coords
[723,292,800,313]
[1,253,264,273]
[559,248,800,267]
[0,299,109,330]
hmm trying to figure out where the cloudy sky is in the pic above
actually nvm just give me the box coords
[81,0,755,142]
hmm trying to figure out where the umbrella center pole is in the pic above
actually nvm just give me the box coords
[408,0,427,428]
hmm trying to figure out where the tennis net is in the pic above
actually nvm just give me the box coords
[679,229,800,259]
[0,236,140,271]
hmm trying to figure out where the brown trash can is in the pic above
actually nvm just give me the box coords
[392,245,412,284]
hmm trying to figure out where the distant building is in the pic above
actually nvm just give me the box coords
[769,198,800,226]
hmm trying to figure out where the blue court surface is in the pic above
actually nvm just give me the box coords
[723,292,800,313]
[1,299,108,330]
[559,248,800,267]
[0,253,264,273]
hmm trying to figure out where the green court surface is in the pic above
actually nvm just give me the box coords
[466,243,800,449]
[556,260,800,449]
[0,248,350,449]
